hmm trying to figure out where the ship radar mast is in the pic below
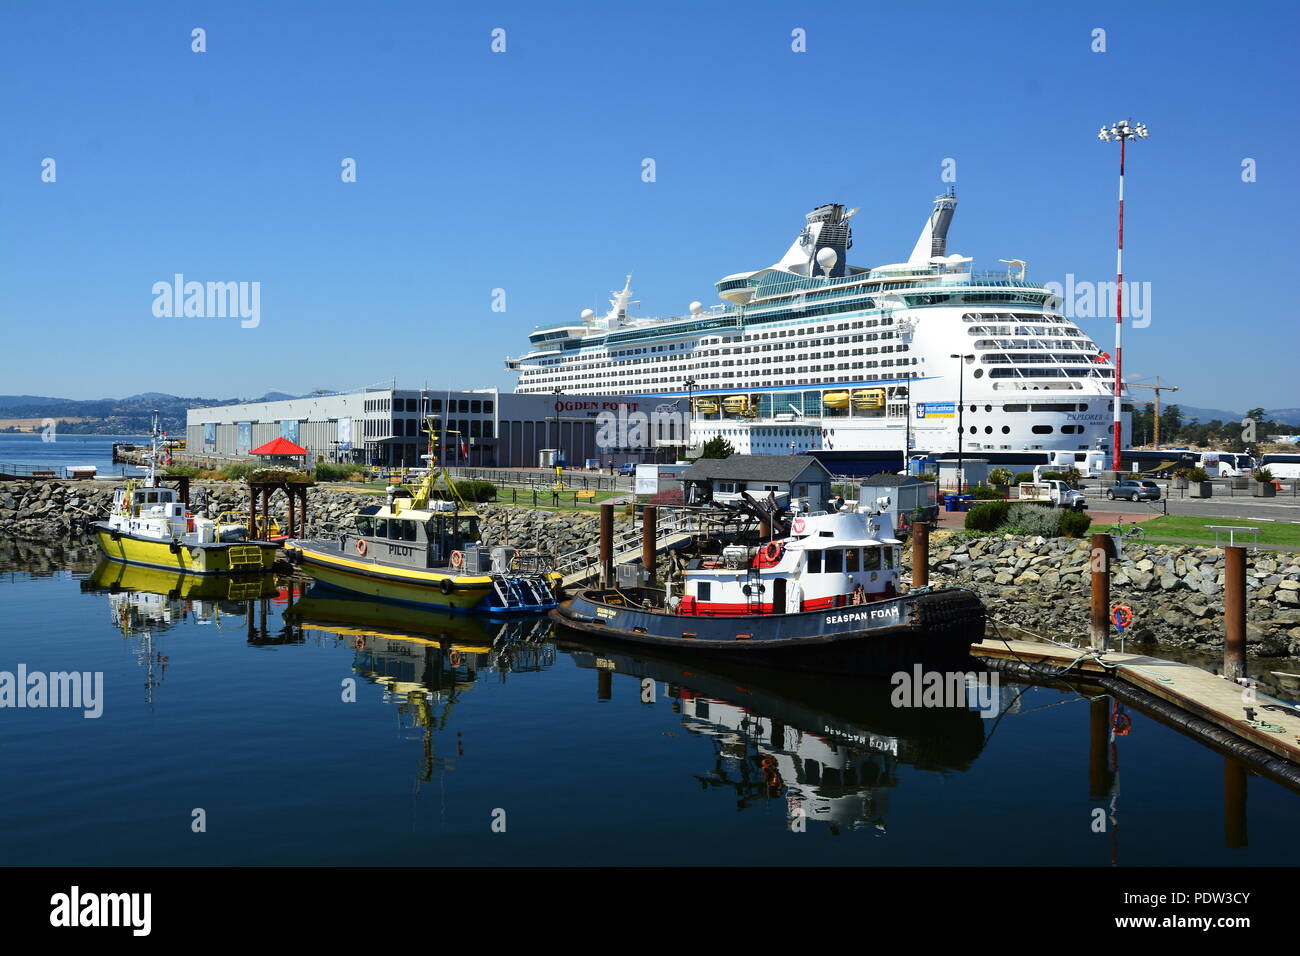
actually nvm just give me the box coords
[607,274,636,322]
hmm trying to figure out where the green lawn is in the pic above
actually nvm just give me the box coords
[1105,515,1300,549]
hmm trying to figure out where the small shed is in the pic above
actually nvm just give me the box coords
[680,455,833,509]
[250,436,309,470]
[857,473,938,526]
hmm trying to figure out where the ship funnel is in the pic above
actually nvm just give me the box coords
[774,202,855,277]
[907,189,957,266]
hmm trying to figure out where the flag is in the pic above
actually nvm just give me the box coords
[1094,352,1110,363]
[459,439,468,458]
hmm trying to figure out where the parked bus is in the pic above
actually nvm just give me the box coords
[1118,449,1198,476]
[1198,452,1257,477]
[1260,453,1300,479]
[908,449,1107,478]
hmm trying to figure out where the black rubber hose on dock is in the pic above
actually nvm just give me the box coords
[982,656,1300,792]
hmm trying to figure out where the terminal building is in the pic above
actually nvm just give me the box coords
[185,388,687,469]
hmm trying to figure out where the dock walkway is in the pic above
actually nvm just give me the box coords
[973,636,1300,770]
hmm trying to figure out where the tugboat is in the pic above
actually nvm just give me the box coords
[92,416,278,574]
[551,504,984,675]
[286,461,558,615]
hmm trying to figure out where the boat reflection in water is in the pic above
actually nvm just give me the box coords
[81,559,282,704]
[556,636,990,833]
[284,593,554,781]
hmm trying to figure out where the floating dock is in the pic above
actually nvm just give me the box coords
[974,634,1300,790]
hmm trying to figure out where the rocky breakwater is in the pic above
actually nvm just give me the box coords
[0,480,380,542]
[0,481,638,563]
[906,533,1300,656]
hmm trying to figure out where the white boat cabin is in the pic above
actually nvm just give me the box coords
[107,482,229,545]
[674,509,903,617]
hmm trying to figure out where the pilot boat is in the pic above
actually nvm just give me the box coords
[92,418,278,575]
[551,505,984,675]
[286,467,559,615]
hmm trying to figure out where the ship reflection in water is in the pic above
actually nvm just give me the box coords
[556,637,993,834]
[285,593,555,782]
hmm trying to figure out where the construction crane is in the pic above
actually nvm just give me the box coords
[1126,376,1180,449]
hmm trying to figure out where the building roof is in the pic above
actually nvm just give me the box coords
[250,436,308,456]
[680,455,830,484]
[858,473,925,486]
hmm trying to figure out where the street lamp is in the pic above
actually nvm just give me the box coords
[683,377,697,452]
[551,388,563,469]
[1098,118,1149,474]
[950,353,974,494]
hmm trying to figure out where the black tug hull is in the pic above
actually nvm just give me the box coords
[550,586,985,676]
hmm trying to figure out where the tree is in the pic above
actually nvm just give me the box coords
[698,436,735,460]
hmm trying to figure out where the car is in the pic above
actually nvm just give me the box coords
[618,462,636,477]
[1106,479,1161,502]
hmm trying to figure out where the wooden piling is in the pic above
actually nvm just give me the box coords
[1224,545,1247,681]
[911,521,929,588]
[1088,696,1112,800]
[1224,756,1248,849]
[599,502,615,588]
[642,506,657,587]
[1089,533,1112,652]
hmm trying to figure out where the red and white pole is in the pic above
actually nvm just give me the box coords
[1112,133,1125,472]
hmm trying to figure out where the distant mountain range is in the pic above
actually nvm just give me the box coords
[0,392,317,434]
[1176,405,1300,427]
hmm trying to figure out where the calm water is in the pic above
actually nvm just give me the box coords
[0,433,148,476]
[2,545,1298,866]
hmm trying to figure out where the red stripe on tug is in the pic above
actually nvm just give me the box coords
[677,585,897,618]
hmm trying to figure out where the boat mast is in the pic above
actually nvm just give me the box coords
[146,409,161,487]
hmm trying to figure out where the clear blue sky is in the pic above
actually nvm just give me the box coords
[2,0,1296,410]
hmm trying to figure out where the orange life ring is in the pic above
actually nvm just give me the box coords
[356,539,367,556]
[450,550,464,568]
[1111,605,1133,630]
[354,635,366,650]
[449,649,462,667]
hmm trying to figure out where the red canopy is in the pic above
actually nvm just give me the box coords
[249,436,308,456]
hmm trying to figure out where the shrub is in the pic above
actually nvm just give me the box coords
[971,483,1004,500]
[915,472,938,483]
[964,500,1011,532]
[1041,471,1063,481]
[312,462,356,482]
[163,465,200,477]
[1013,472,1035,485]
[1185,467,1210,483]
[988,468,1014,486]
[1001,502,1062,537]
[1252,467,1274,483]
[1058,509,1092,538]
[1058,467,1083,486]
[446,479,497,503]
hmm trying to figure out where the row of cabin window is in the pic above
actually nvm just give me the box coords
[805,547,895,574]
[354,516,479,542]
[134,491,175,504]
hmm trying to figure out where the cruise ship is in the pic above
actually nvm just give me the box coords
[508,193,1129,459]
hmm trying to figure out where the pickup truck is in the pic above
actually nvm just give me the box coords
[1017,480,1088,510]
